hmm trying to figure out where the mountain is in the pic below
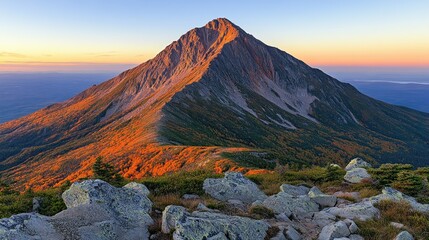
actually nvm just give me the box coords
[1,18,428,190]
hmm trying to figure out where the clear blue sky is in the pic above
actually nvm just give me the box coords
[1,0,428,73]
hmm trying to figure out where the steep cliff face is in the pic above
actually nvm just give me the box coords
[1,18,428,190]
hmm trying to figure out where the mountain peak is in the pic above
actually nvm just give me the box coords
[204,18,234,28]
[203,18,242,36]
[1,18,429,190]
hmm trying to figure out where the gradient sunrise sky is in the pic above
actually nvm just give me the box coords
[1,0,428,73]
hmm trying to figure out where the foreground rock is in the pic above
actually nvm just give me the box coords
[370,187,429,213]
[344,168,371,183]
[345,158,372,171]
[203,171,267,204]
[259,191,319,217]
[162,205,269,239]
[0,180,153,240]
[308,187,337,208]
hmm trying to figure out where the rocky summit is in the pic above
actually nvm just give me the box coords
[1,18,429,190]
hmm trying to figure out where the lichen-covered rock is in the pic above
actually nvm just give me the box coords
[344,168,371,183]
[123,182,151,196]
[162,205,269,240]
[345,158,371,171]
[0,213,62,240]
[322,201,379,221]
[0,180,153,240]
[203,172,267,204]
[62,180,153,225]
[394,231,414,240]
[261,192,319,216]
[370,187,429,213]
[308,187,337,208]
[318,221,351,240]
[279,184,310,196]
[161,205,188,233]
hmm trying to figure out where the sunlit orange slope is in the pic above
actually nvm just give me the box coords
[0,19,249,189]
[1,18,429,190]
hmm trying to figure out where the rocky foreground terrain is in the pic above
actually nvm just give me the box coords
[0,159,424,240]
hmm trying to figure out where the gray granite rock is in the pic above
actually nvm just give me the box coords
[318,221,351,240]
[322,201,379,221]
[313,211,336,227]
[0,180,153,240]
[343,219,358,234]
[0,213,62,240]
[261,192,319,217]
[345,158,371,171]
[394,231,414,240]
[203,172,267,204]
[344,168,371,183]
[162,205,269,239]
[308,187,337,208]
[280,184,310,196]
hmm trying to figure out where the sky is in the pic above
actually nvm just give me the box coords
[1,0,429,73]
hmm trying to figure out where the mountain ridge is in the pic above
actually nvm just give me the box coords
[1,18,428,190]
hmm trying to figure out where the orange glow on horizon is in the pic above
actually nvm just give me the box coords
[1,43,428,72]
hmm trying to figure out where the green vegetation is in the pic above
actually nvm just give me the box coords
[140,170,221,196]
[369,164,429,199]
[369,164,413,185]
[357,200,429,240]
[92,156,125,187]
[0,180,67,218]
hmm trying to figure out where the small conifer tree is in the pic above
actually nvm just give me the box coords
[92,156,124,186]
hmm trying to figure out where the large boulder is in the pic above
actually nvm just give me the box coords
[279,184,310,196]
[260,191,319,216]
[344,168,371,183]
[308,187,337,208]
[203,172,267,204]
[0,180,154,240]
[321,201,380,221]
[162,205,269,240]
[0,213,62,240]
[370,187,429,213]
[345,158,371,171]
[62,179,153,225]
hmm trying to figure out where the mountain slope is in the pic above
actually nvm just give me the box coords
[1,18,428,189]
